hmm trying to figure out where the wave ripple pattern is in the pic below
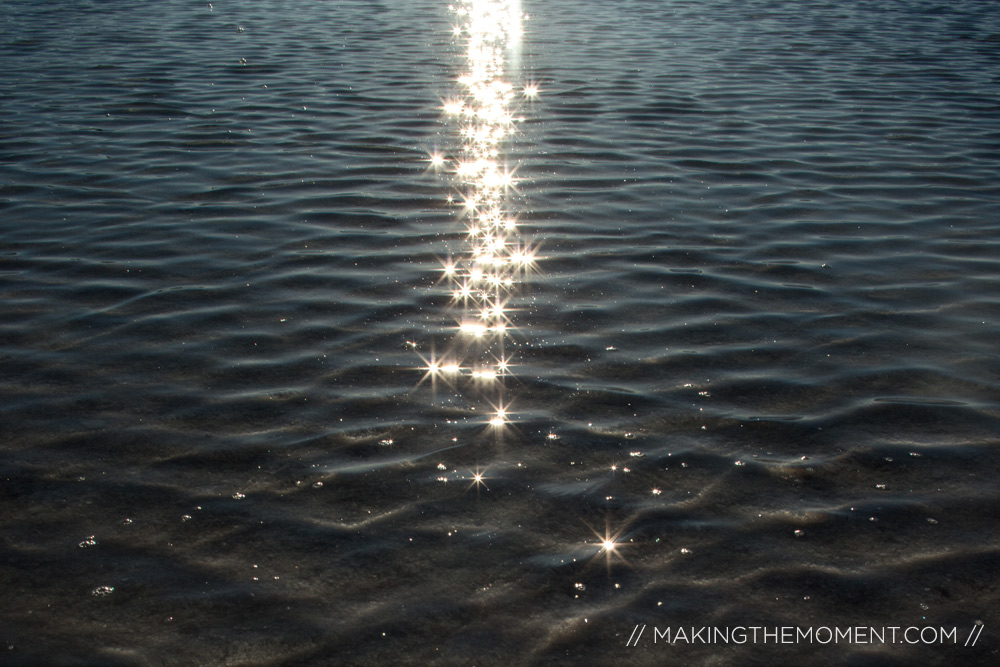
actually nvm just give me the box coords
[0,0,998,665]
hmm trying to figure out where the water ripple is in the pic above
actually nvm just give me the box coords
[1,0,999,664]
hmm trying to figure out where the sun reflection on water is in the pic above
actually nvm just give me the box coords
[588,512,632,574]
[418,0,535,434]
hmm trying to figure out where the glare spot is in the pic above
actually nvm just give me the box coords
[467,466,490,492]
[460,322,488,337]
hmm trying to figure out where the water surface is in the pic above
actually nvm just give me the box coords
[2,0,999,664]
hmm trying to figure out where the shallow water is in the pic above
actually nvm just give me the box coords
[2,0,999,665]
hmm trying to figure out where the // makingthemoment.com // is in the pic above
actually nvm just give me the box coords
[624,624,985,647]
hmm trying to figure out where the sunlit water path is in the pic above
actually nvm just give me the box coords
[415,0,537,436]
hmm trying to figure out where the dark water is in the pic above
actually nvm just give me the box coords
[2,0,999,664]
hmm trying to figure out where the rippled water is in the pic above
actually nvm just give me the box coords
[2,0,999,664]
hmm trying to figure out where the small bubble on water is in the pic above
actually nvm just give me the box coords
[437,463,447,470]
[91,585,114,597]
[680,547,692,554]
[927,518,938,524]
[875,483,887,490]
[379,439,394,446]
[181,515,192,522]
[312,481,323,489]
[794,529,805,538]
[78,536,96,548]
[734,460,746,466]
[237,26,245,33]
[574,582,586,591]
[232,492,245,500]
[120,518,133,526]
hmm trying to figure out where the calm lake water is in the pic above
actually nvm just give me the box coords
[2,0,999,665]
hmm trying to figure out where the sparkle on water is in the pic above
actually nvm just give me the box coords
[588,513,631,573]
[417,0,534,434]
[466,465,490,492]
